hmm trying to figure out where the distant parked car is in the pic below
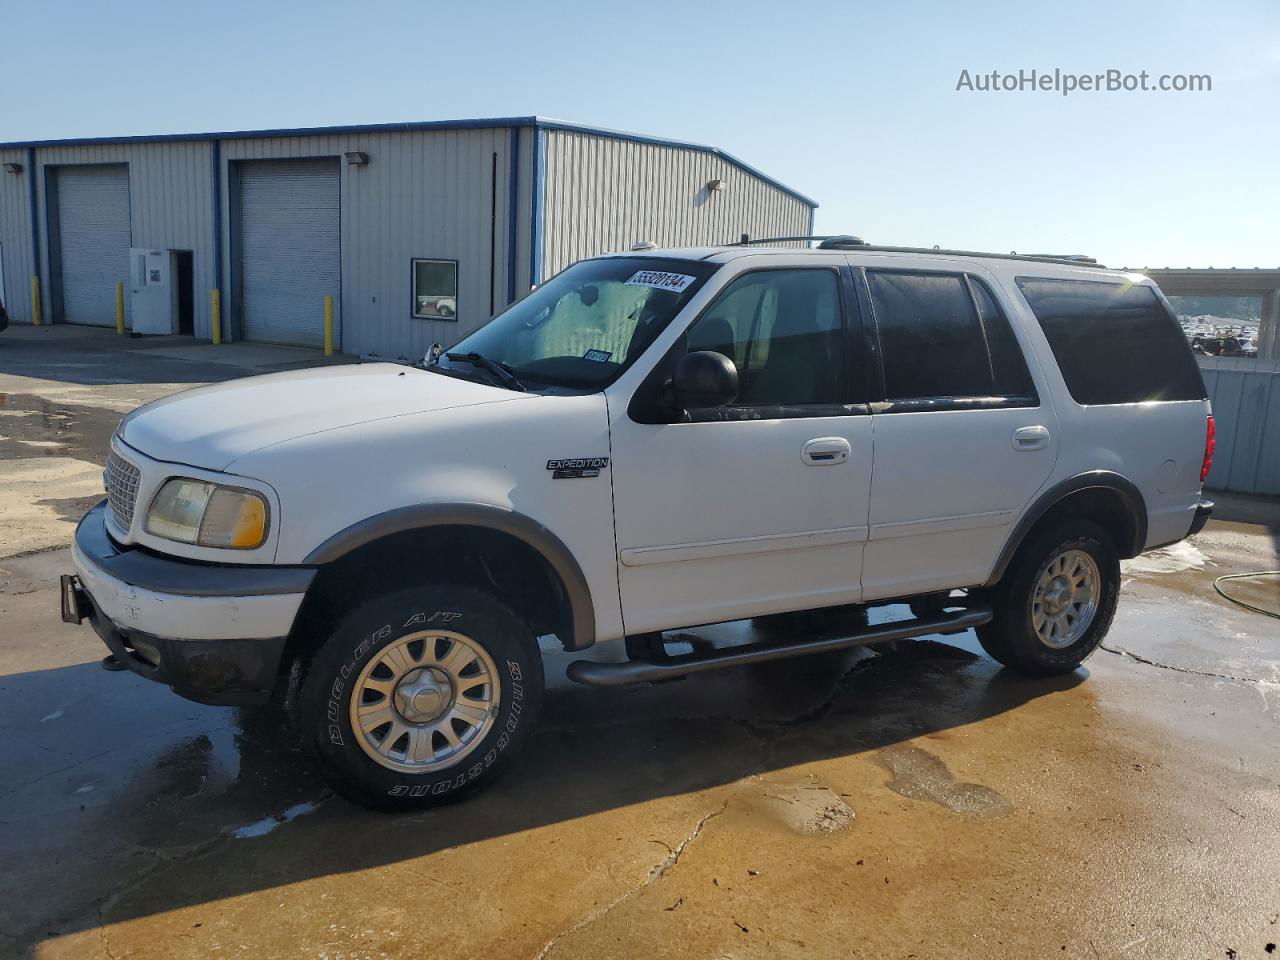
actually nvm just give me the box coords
[0,298,9,332]
[1192,335,1255,358]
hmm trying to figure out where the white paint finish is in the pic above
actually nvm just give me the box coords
[99,244,1212,653]
[226,391,626,643]
[72,537,305,641]
[619,523,868,567]
[119,363,523,471]
[605,254,871,633]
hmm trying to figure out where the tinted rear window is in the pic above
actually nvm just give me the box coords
[1016,277,1206,404]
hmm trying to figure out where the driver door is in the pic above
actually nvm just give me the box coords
[607,261,874,634]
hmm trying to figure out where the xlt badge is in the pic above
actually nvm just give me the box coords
[547,457,609,479]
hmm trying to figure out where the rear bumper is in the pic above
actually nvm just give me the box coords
[1187,498,1214,537]
[66,501,314,705]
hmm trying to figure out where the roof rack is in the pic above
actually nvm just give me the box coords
[728,235,1104,268]
[731,234,868,249]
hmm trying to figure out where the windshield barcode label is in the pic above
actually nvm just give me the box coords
[625,270,696,293]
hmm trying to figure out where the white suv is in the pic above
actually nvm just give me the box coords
[62,238,1215,810]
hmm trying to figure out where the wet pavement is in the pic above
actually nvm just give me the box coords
[2,326,1279,959]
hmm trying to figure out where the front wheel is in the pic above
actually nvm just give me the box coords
[976,519,1120,675]
[299,585,543,811]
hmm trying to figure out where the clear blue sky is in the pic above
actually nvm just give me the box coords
[4,0,1277,268]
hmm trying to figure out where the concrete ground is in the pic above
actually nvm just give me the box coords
[1,325,1278,960]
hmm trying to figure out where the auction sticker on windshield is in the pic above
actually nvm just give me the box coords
[625,270,697,293]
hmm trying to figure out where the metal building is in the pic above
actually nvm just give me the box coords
[0,117,815,356]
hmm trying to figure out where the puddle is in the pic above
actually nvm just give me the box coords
[0,393,123,465]
[1121,540,1209,577]
[878,744,1012,818]
[229,800,323,839]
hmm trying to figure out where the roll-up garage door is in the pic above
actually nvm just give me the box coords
[238,158,340,346]
[56,165,131,326]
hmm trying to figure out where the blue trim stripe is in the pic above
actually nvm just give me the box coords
[26,147,39,303]
[506,127,520,304]
[529,124,544,287]
[2,115,818,211]
[210,140,222,294]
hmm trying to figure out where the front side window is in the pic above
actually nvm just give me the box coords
[867,271,992,400]
[681,268,845,407]
[441,257,717,389]
[1016,277,1207,404]
[413,259,458,320]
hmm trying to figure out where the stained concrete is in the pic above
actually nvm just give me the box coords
[2,326,1278,960]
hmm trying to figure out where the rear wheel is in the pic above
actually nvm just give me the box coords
[977,519,1119,675]
[299,585,543,811]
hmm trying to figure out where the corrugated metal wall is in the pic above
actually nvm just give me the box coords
[1199,356,1280,496]
[540,130,812,280]
[0,148,35,322]
[32,141,213,331]
[220,127,520,358]
[0,122,813,354]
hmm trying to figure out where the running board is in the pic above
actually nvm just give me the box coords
[566,606,993,687]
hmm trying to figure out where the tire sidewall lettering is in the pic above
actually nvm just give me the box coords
[320,614,531,799]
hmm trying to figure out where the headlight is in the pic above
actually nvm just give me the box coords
[145,479,269,549]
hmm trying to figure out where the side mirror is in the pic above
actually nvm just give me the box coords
[668,350,738,410]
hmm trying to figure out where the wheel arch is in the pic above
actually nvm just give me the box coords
[984,471,1148,587]
[296,503,596,654]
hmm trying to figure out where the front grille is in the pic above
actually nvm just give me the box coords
[104,451,141,531]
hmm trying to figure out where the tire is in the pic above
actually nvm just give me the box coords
[976,519,1119,676]
[299,585,543,811]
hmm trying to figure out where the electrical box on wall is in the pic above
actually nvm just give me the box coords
[129,248,180,335]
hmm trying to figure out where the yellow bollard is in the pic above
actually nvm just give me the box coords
[115,282,125,335]
[211,289,221,345]
[31,276,42,326]
[323,295,334,356]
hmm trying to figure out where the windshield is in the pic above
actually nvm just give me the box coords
[438,257,719,389]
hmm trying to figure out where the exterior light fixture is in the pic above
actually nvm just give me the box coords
[344,151,369,166]
[3,162,22,174]
[707,178,725,192]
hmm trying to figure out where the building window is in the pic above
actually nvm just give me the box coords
[412,259,458,320]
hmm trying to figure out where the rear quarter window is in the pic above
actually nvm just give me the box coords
[1015,277,1207,405]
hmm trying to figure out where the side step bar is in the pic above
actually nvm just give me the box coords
[566,606,993,687]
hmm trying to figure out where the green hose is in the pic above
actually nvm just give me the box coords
[1213,571,1280,619]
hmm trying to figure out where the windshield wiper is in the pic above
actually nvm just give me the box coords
[444,352,527,392]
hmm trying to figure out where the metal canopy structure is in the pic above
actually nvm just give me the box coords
[1138,267,1280,359]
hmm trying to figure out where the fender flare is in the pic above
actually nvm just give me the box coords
[983,471,1148,587]
[304,502,597,651]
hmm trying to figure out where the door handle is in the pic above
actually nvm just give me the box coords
[1012,425,1050,451]
[802,437,851,465]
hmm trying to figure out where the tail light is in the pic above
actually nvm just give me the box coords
[1200,415,1216,483]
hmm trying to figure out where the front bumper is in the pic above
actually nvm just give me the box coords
[65,501,315,705]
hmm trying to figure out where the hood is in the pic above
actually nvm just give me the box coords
[119,363,528,471]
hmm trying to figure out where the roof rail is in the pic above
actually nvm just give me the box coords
[727,236,1105,268]
[730,234,869,249]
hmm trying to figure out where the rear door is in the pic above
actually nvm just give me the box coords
[853,260,1059,599]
